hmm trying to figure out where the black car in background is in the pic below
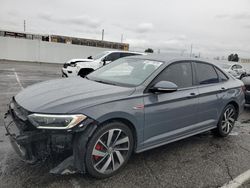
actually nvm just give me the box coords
[242,77,250,104]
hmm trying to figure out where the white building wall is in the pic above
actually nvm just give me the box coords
[0,37,113,64]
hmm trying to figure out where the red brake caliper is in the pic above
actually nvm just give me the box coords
[93,143,104,160]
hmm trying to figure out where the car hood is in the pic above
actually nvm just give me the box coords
[15,78,135,113]
[66,59,94,63]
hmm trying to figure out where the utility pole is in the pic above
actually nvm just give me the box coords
[190,44,193,57]
[24,20,26,32]
[101,29,104,41]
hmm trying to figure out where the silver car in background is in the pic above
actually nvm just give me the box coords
[218,62,247,79]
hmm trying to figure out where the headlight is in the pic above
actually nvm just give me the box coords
[28,114,87,130]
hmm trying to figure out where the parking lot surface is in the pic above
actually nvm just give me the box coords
[1,60,250,188]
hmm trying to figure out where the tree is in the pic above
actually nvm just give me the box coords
[234,54,239,62]
[145,48,154,53]
[228,53,239,62]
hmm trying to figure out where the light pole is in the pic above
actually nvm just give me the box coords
[24,20,26,32]
[101,29,104,41]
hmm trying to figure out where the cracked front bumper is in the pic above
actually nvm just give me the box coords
[4,108,98,174]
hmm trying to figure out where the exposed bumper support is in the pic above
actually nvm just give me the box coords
[4,110,98,175]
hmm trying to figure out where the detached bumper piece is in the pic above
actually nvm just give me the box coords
[62,70,68,77]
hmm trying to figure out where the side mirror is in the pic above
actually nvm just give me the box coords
[102,58,107,66]
[149,81,178,93]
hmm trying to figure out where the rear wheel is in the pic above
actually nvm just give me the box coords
[214,104,237,137]
[85,122,134,178]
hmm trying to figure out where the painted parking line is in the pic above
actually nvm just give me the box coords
[221,169,250,188]
[13,68,24,89]
[0,68,15,71]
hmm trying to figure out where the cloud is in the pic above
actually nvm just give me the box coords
[215,13,250,20]
[64,16,101,28]
[215,14,229,19]
[126,38,150,47]
[37,12,101,29]
[244,24,250,29]
[136,22,154,33]
[38,12,53,21]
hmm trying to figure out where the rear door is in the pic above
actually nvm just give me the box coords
[194,61,223,127]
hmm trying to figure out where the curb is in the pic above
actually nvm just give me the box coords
[221,169,250,188]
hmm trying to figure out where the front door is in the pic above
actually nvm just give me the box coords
[143,62,199,148]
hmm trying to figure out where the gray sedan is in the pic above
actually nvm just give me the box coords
[4,55,245,178]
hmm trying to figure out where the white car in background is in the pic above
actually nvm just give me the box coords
[218,62,247,79]
[62,59,93,77]
[62,51,145,78]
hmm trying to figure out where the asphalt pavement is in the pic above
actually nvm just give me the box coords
[0,60,250,188]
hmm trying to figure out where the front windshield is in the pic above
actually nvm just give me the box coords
[92,51,109,60]
[218,63,231,69]
[87,58,163,87]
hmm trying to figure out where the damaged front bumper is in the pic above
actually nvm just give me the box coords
[4,106,98,175]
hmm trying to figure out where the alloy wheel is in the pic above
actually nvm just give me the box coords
[221,107,236,134]
[91,128,130,174]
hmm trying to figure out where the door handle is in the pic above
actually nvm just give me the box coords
[219,87,228,93]
[186,93,198,99]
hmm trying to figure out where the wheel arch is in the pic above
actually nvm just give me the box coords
[226,100,239,118]
[98,117,138,151]
[78,68,94,76]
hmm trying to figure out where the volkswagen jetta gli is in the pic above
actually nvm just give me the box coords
[4,55,245,178]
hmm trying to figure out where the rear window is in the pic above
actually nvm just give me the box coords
[196,63,219,85]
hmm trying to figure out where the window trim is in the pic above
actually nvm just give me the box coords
[144,61,195,93]
[214,66,229,82]
[193,61,222,86]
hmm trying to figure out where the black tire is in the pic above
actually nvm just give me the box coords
[240,74,246,80]
[85,121,134,178]
[213,104,237,137]
[78,68,94,78]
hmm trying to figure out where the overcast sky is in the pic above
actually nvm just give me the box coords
[1,0,250,58]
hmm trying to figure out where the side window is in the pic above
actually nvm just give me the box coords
[232,65,237,70]
[105,53,121,61]
[214,67,228,82]
[236,64,242,69]
[152,62,193,88]
[196,63,219,85]
[120,53,138,58]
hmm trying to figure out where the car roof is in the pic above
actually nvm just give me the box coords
[123,54,240,67]
[68,59,93,62]
[123,54,208,63]
[104,50,146,55]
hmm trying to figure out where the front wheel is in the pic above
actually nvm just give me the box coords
[240,73,246,80]
[214,104,237,137]
[85,122,134,178]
